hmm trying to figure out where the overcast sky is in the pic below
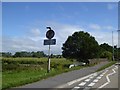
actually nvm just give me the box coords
[2,2,118,54]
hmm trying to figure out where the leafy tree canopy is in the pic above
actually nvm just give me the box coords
[62,31,100,62]
[100,43,113,53]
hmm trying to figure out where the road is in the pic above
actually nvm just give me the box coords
[10,61,119,90]
[68,64,119,90]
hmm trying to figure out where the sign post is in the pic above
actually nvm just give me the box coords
[44,27,56,73]
[48,44,50,73]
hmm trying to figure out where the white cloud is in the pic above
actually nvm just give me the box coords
[2,36,40,52]
[30,28,41,37]
[107,4,116,10]
[27,28,45,41]
[46,21,84,42]
[89,30,118,46]
[89,24,101,30]
[103,26,116,30]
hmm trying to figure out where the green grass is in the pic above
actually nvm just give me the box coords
[2,65,86,90]
[0,72,2,90]
[2,57,74,89]
[3,69,46,89]
[96,61,117,72]
[2,64,97,90]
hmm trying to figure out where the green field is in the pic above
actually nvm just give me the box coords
[2,57,78,89]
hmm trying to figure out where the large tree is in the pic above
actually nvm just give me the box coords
[62,31,100,62]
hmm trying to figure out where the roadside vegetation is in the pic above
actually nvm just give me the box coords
[96,61,117,72]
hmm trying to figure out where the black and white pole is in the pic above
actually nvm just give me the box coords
[46,27,55,73]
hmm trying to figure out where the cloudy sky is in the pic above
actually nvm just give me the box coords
[2,2,118,54]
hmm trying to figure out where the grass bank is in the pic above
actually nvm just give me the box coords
[96,61,117,72]
[2,64,87,90]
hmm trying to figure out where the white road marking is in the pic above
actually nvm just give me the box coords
[97,76,102,79]
[115,66,118,69]
[88,82,96,86]
[56,65,116,88]
[85,79,90,82]
[98,68,116,88]
[102,70,108,75]
[93,73,98,76]
[84,87,91,90]
[89,76,94,79]
[67,73,97,86]
[102,73,106,75]
[74,86,80,89]
[100,74,104,77]
[93,79,99,83]
[79,82,86,86]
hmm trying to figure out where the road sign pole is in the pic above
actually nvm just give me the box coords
[48,44,51,73]
[45,27,55,73]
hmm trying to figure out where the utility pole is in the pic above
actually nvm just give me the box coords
[112,31,114,61]
[118,30,120,61]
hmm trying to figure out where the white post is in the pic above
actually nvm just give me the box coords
[48,44,51,73]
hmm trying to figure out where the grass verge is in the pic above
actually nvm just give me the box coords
[2,63,97,90]
[96,61,117,72]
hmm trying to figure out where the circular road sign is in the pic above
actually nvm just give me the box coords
[46,30,55,39]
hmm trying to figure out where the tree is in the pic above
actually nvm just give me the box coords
[13,51,32,57]
[100,51,112,61]
[62,31,100,62]
[100,43,112,53]
[1,52,12,57]
[13,51,46,58]
[31,51,46,58]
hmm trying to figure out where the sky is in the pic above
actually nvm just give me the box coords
[2,2,119,55]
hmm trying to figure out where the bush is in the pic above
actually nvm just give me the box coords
[100,51,112,61]
[3,63,19,71]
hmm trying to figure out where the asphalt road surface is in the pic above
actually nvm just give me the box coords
[17,61,109,89]
[70,64,119,90]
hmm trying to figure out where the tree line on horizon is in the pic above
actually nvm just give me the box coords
[1,51,62,58]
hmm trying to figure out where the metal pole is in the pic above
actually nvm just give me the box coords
[118,30,120,61]
[112,31,114,61]
[48,44,51,73]
[117,45,118,61]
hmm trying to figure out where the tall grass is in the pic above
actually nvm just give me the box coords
[2,57,74,89]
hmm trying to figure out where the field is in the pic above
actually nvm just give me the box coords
[2,57,80,89]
